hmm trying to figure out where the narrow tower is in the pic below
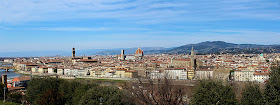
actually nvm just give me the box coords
[121,49,125,60]
[191,46,194,59]
[72,47,76,58]
[191,46,196,69]
[116,53,119,61]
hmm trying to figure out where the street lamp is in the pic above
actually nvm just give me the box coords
[100,97,103,105]
[3,86,6,103]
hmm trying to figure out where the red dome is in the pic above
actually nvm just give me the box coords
[135,48,144,56]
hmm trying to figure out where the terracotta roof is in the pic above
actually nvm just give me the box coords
[39,66,48,68]
[76,59,98,62]
[153,61,163,63]
[165,68,186,70]
[125,71,137,72]
[135,48,144,55]
[225,60,234,62]
[253,72,270,76]
[173,59,191,61]
[47,60,63,63]
[13,76,31,81]
[26,63,38,66]
[8,87,25,91]
[196,69,213,71]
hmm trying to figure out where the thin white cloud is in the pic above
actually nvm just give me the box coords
[0,0,279,24]
[32,27,109,31]
[202,29,280,36]
[0,26,12,30]
[28,27,150,31]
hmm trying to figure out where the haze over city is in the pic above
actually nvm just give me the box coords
[1,0,280,52]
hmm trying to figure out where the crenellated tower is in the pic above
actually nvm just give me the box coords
[72,47,76,58]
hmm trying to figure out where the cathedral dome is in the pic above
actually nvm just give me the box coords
[135,47,144,56]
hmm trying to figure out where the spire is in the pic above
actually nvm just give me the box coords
[116,53,118,61]
[72,47,76,58]
[192,46,193,51]
[191,46,194,58]
[138,45,140,49]
[191,46,196,69]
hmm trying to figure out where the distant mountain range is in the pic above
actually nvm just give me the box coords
[160,41,280,54]
[1,41,280,57]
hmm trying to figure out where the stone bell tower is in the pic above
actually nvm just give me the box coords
[72,47,76,59]
[191,46,196,69]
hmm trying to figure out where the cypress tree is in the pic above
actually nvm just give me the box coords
[264,67,280,104]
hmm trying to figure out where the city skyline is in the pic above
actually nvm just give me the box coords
[1,1,280,104]
[1,0,280,52]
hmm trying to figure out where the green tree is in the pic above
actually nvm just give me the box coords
[0,83,4,98]
[78,86,125,105]
[26,78,63,104]
[7,93,23,103]
[192,79,237,105]
[35,89,64,105]
[72,83,98,105]
[264,67,280,104]
[241,83,263,105]
[58,80,81,105]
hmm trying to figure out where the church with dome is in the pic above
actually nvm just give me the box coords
[117,46,144,61]
[135,46,144,60]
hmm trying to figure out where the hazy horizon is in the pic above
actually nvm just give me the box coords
[0,40,279,53]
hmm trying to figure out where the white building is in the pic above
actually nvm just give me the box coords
[234,70,254,82]
[195,69,213,80]
[48,68,55,74]
[105,72,115,77]
[31,67,38,73]
[64,68,73,76]
[4,59,13,63]
[57,68,64,75]
[253,72,269,83]
[125,55,136,60]
[150,70,163,79]
[164,68,188,80]
[150,68,188,80]
[74,69,87,76]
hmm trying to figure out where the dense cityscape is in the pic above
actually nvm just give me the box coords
[0,45,280,104]
[5,46,279,82]
[1,0,280,105]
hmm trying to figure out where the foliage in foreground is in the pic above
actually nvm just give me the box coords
[6,93,23,104]
[192,79,237,105]
[24,66,280,105]
[264,66,280,104]
[0,83,5,98]
[26,78,132,105]
[0,100,20,105]
[241,83,263,105]
[79,86,124,105]
[26,78,63,104]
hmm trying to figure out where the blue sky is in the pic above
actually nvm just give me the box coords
[0,0,280,52]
